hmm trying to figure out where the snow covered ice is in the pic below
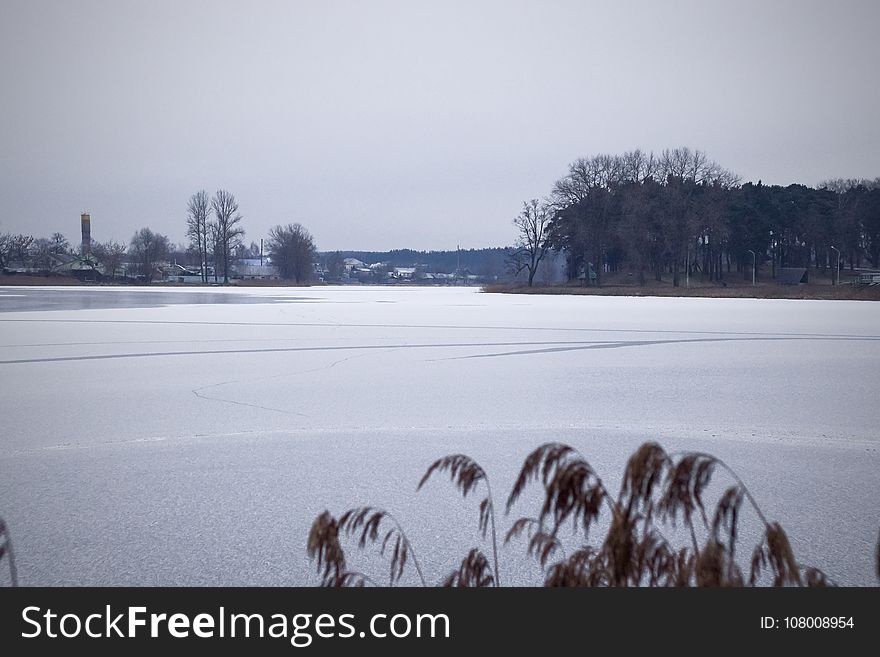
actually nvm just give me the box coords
[0,285,878,585]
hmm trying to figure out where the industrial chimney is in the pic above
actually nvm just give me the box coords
[81,213,91,255]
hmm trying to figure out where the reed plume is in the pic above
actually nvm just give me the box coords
[0,516,18,587]
[308,441,841,587]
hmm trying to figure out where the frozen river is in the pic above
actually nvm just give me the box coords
[0,285,878,586]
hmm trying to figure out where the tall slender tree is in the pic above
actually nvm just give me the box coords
[509,199,552,287]
[186,190,211,282]
[210,189,244,284]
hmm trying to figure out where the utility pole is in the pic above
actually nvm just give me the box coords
[748,249,756,286]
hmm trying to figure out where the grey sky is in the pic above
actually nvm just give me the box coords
[2,0,878,251]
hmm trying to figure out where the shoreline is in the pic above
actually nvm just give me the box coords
[0,274,316,288]
[483,282,880,301]
[2,275,879,301]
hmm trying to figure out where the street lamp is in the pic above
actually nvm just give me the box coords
[830,246,840,285]
[686,242,690,288]
[747,249,756,286]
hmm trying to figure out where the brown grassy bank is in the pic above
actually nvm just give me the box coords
[229,279,318,287]
[483,281,880,301]
[0,274,317,288]
[0,274,88,286]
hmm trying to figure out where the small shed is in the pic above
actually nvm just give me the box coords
[777,267,808,285]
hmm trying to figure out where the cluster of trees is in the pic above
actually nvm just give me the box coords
[183,190,318,283]
[0,229,129,279]
[185,189,244,284]
[0,232,72,271]
[2,188,320,285]
[510,147,880,286]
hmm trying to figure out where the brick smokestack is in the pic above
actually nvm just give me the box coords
[81,213,91,255]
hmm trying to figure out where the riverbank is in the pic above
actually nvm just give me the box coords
[0,274,316,287]
[483,281,880,301]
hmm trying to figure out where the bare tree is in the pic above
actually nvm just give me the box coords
[31,238,55,271]
[7,234,34,264]
[266,223,318,282]
[658,146,739,187]
[49,232,70,255]
[509,199,552,287]
[129,228,170,283]
[207,220,221,282]
[210,189,244,283]
[619,148,659,184]
[0,233,10,269]
[186,190,211,283]
[93,240,126,279]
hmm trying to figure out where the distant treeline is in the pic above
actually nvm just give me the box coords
[319,248,510,277]
[7,149,879,288]
[509,147,880,286]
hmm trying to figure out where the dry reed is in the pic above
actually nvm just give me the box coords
[0,516,18,587]
[307,440,854,587]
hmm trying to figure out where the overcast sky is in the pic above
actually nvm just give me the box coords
[2,0,878,251]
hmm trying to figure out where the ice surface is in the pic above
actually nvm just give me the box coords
[0,285,878,585]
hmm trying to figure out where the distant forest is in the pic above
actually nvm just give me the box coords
[319,248,510,278]
[508,148,880,287]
